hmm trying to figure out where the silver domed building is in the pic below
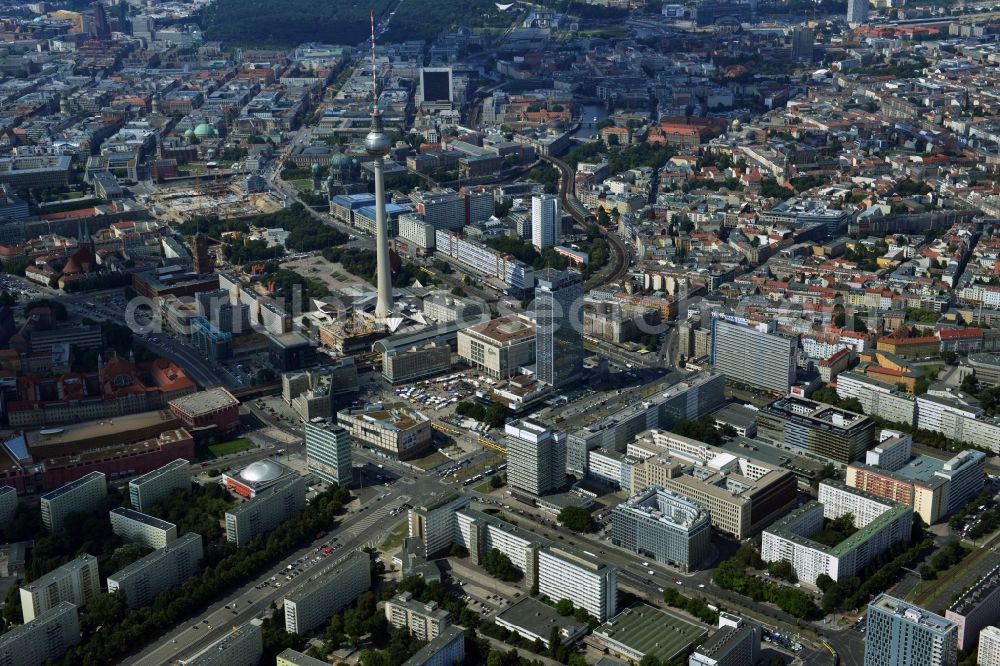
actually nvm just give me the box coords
[222,458,295,498]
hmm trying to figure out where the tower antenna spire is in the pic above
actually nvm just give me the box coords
[370,10,380,122]
[365,7,393,322]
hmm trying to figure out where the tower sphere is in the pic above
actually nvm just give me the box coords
[365,129,392,156]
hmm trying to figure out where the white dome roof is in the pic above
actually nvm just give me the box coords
[240,460,283,483]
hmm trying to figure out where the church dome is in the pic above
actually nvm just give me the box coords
[193,123,216,137]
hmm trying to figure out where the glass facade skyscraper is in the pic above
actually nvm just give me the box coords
[535,269,583,389]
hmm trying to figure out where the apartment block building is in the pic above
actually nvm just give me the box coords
[435,230,534,295]
[762,482,912,585]
[20,554,99,623]
[110,507,178,550]
[128,458,190,512]
[410,503,619,621]
[0,601,79,666]
[179,618,263,666]
[537,547,618,621]
[400,625,465,666]
[836,372,918,426]
[979,627,1000,666]
[0,485,17,529]
[945,564,1000,651]
[284,551,371,635]
[107,532,204,609]
[384,592,451,641]
[225,476,306,547]
[40,471,106,531]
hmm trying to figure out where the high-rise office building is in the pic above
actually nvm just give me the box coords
[565,371,726,478]
[710,317,795,394]
[864,594,957,666]
[790,26,814,61]
[464,188,495,225]
[756,395,876,465]
[531,194,560,250]
[128,459,190,512]
[91,1,110,40]
[304,419,353,486]
[505,419,566,497]
[535,269,583,389]
[847,0,868,25]
[0,601,79,666]
[415,190,464,230]
[610,487,711,573]
[20,555,99,623]
[192,232,212,274]
[418,67,454,107]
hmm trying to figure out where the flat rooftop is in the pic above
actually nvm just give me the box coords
[341,402,426,431]
[40,471,105,502]
[109,533,201,583]
[130,458,190,486]
[25,409,180,452]
[466,315,535,344]
[948,564,1000,616]
[284,551,368,604]
[169,387,239,416]
[870,594,956,635]
[496,596,586,638]
[24,554,96,592]
[594,603,706,662]
[111,507,176,531]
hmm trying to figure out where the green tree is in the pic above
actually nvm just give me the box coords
[555,598,574,616]
[557,506,594,532]
[767,559,796,583]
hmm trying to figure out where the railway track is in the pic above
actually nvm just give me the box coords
[539,153,629,289]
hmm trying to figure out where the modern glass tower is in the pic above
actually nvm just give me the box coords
[535,268,583,389]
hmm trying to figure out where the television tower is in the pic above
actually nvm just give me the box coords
[366,10,393,321]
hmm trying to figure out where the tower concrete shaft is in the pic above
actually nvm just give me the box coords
[373,155,392,319]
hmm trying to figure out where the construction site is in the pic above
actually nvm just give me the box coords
[145,181,284,223]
